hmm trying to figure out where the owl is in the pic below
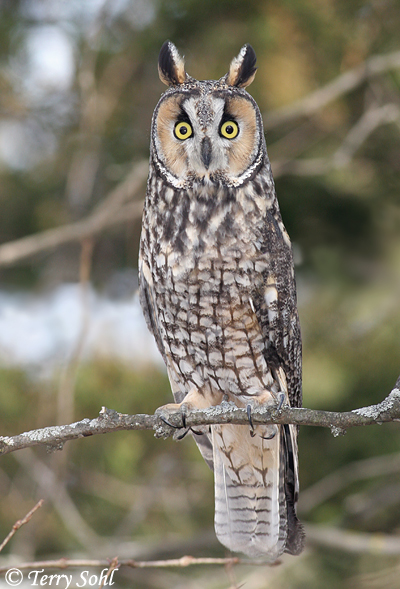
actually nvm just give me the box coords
[139,41,304,560]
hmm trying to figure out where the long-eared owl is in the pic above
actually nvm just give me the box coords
[139,41,304,560]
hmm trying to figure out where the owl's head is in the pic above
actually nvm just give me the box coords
[151,41,265,189]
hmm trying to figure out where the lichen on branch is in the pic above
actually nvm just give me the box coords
[0,384,399,457]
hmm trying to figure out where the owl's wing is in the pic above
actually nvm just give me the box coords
[248,247,303,554]
[256,291,302,409]
[138,256,167,364]
[253,209,302,409]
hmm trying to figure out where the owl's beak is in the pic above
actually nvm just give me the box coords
[200,136,212,169]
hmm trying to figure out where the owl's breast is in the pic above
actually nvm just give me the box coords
[150,191,270,339]
[149,219,275,398]
[157,212,266,293]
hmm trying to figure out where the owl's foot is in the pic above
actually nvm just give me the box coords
[155,397,207,439]
[155,400,196,428]
[245,391,287,438]
[247,390,287,411]
[159,415,194,439]
[156,407,182,430]
[246,403,278,440]
[175,425,205,440]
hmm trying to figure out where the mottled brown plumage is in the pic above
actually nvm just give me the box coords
[139,41,304,560]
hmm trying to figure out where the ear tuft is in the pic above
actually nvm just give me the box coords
[226,44,257,88]
[158,41,187,86]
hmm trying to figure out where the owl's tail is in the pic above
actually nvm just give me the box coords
[212,422,304,560]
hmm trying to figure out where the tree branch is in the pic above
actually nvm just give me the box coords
[306,523,400,555]
[272,102,400,177]
[0,160,147,267]
[299,451,400,515]
[14,450,102,550]
[0,386,399,457]
[263,50,400,129]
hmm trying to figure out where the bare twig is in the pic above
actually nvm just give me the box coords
[3,521,400,578]
[332,103,400,167]
[306,523,400,555]
[272,102,400,178]
[14,450,101,550]
[98,556,119,588]
[0,386,399,457]
[0,556,260,575]
[0,160,147,267]
[0,499,44,553]
[263,50,400,129]
[299,451,400,515]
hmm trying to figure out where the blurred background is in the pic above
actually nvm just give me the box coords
[0,0,399,587]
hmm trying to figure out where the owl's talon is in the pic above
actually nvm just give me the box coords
[247,403,259,437]
[176,426,203,440]
[276,392,286,411]
[181,412,187,429]
[247,404,255,432]
[159,415,180,429]
[176,428,191,440]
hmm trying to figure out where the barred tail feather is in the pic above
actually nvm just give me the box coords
[212,422,304,560]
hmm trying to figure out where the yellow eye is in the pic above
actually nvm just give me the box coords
[220,120,239,139]
[174,121,193,140]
